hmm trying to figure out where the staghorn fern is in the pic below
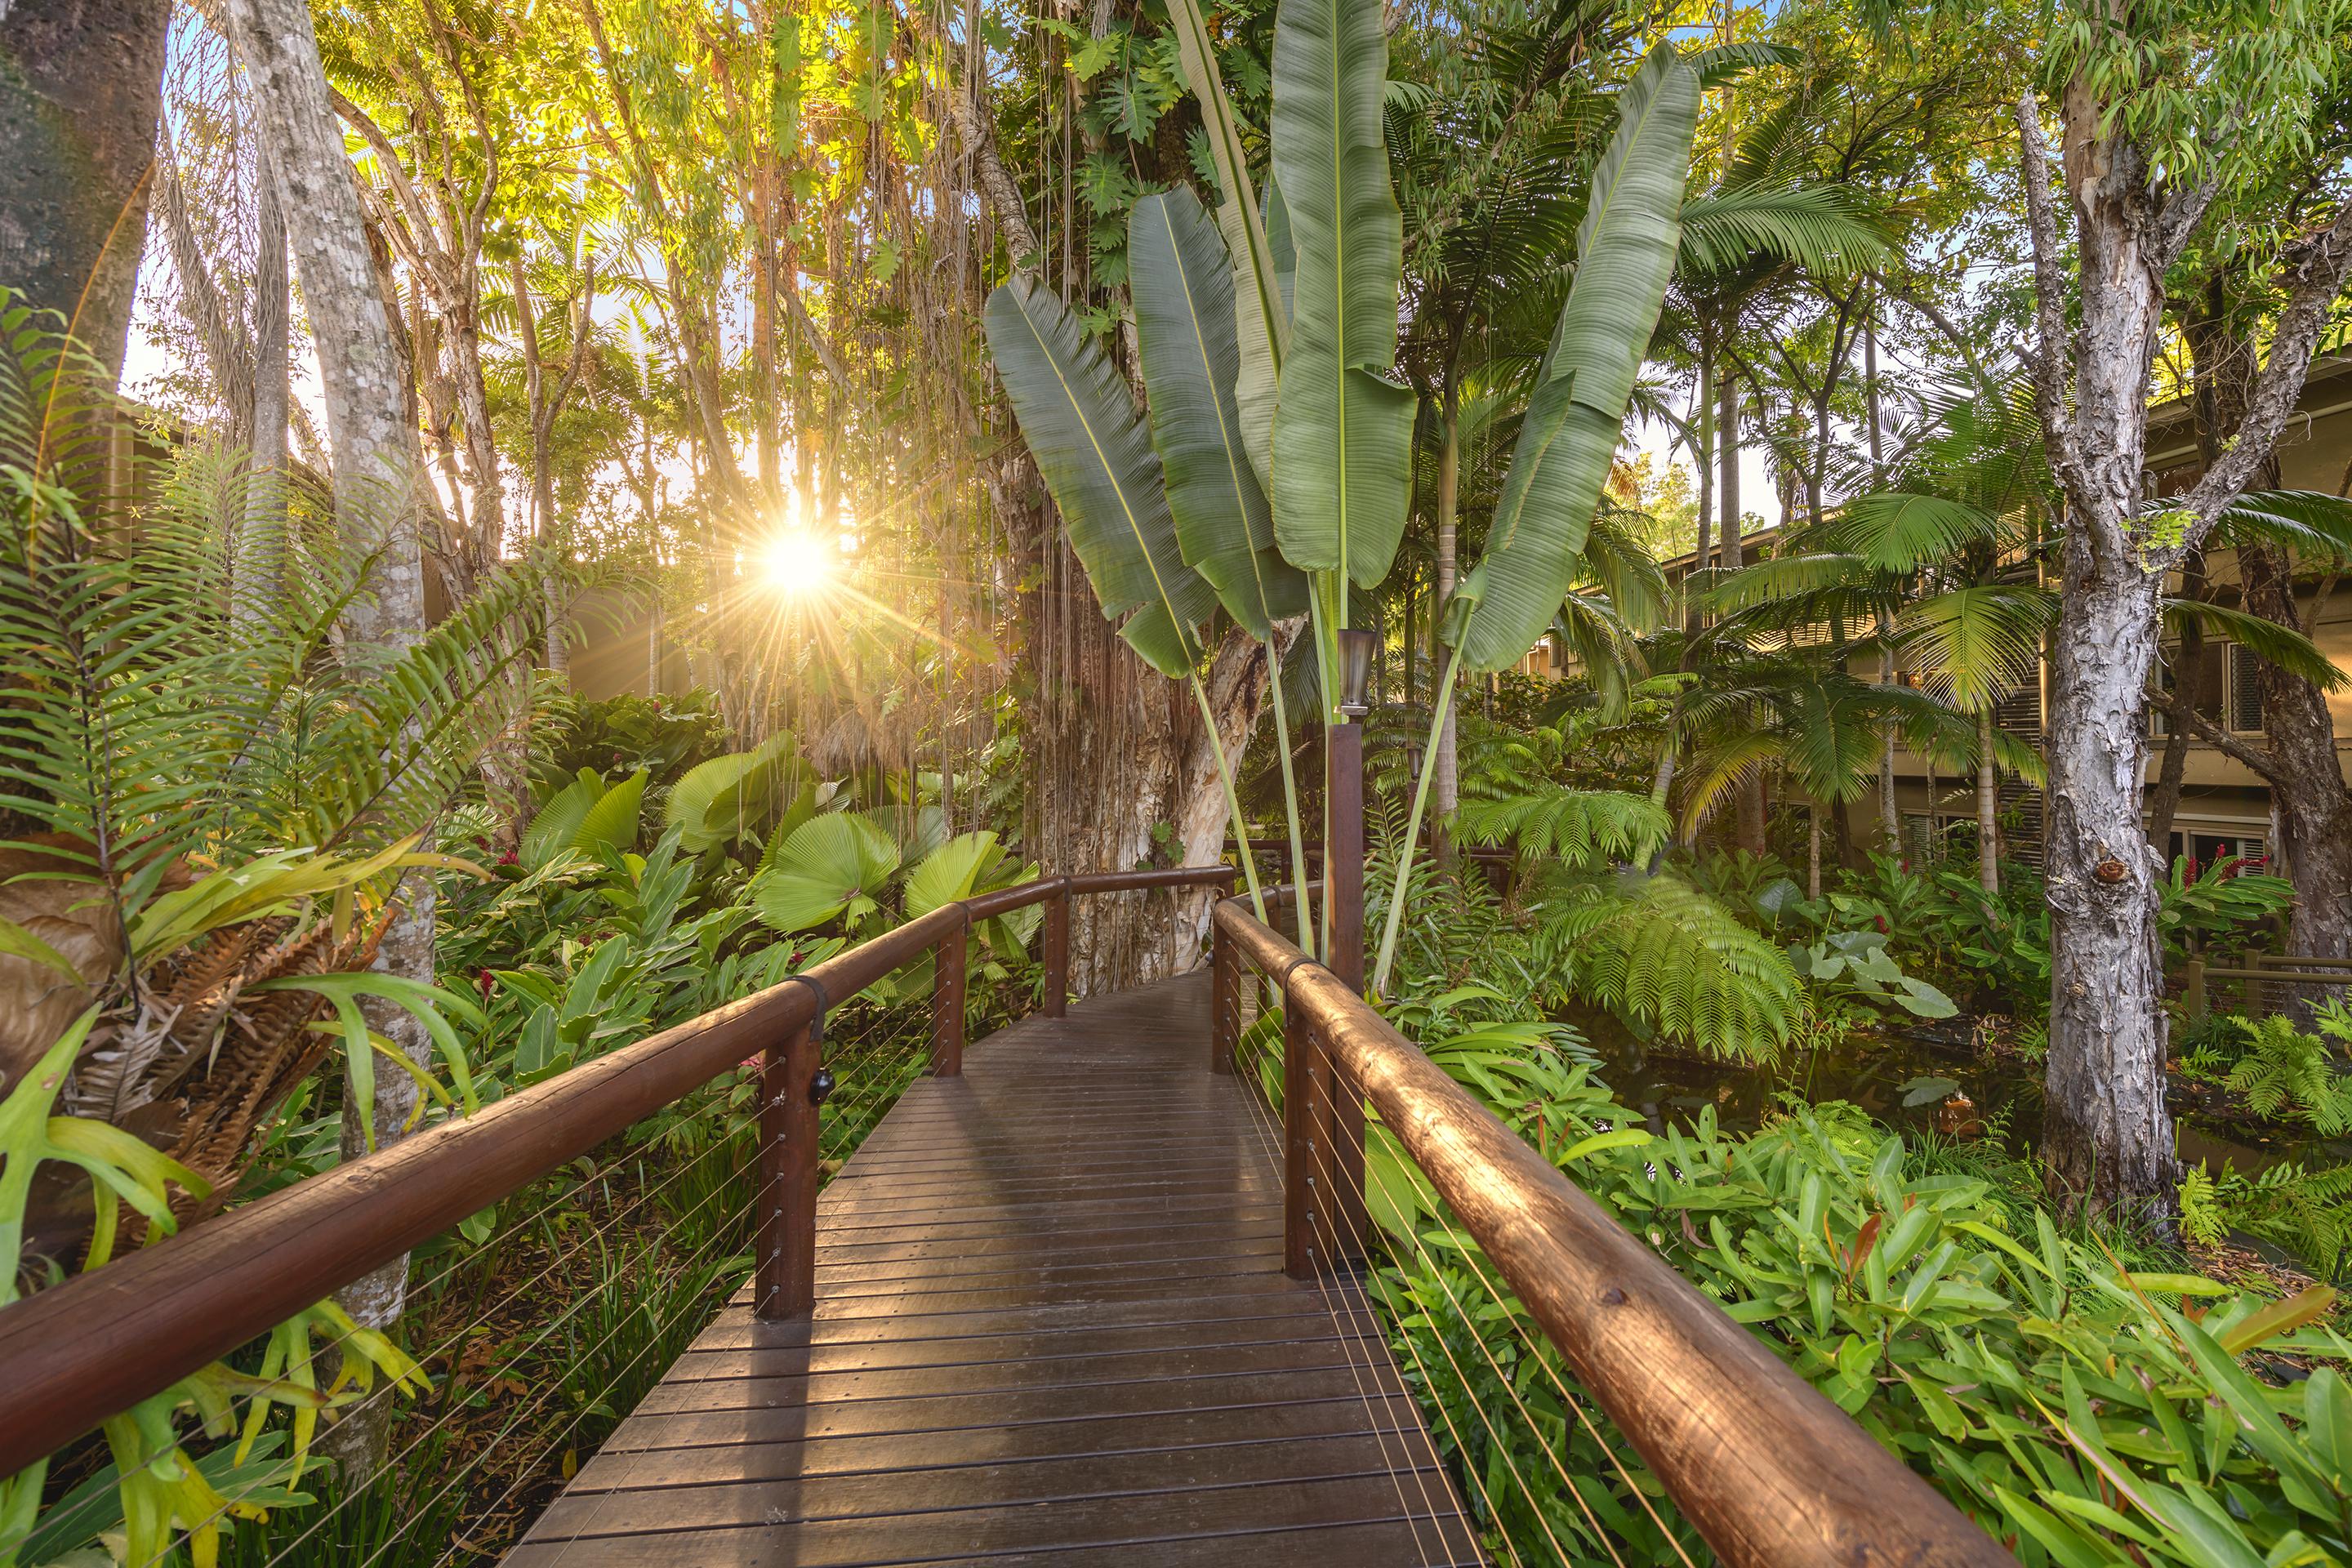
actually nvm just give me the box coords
[1531,869,1802,1063]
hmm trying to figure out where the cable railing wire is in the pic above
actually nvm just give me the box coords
[9,869,1242,1567]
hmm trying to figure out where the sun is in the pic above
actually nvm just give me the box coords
[758,530,835,598]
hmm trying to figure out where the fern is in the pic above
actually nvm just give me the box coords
[2184,1157,2352,1276]
[1532,870,1802,1064]
[0,305,549,952]
[1453,786,1670,869]
[2225,1015,2352,1135]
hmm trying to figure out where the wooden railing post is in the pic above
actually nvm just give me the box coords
[2183,956,2207,1022]
[933,912,969,1076]
[1044,879,1070,1018]
[2248,945,2267,1020]
[1211,915,1235,1074]
[754,1018,821,1321]
[1316,1045,1367,1267]
[1282,991,1321,1278]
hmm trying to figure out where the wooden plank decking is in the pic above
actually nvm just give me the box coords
[505,971,1483,1566]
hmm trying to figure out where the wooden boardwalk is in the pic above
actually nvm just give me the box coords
[506,971,1482,1566]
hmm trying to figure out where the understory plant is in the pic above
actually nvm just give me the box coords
[1365,1039,2352,1566]
[0,308,529,1566]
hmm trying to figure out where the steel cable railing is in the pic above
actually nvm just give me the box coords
[1208,893,2019,1568]
[0,865,1238,1566]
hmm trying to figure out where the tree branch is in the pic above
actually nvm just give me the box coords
[2013,93,2087,496]
[2183,202,2352,526]
[2151,172,2221,271]
[2179,706,2289,787]
[1877,274,1996,394]
[947,90,1040,266]
[549,256,597,423]
[329,87,456,300]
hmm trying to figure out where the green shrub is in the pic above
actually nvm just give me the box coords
[1365,1019,2352,1566]
[533,689,733,795]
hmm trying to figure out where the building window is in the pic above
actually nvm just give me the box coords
[2153,641,2265,736]
[2230,644,2266,733]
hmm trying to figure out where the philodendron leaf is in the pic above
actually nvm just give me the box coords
[1129,187,1307,639]
[1898,1076,1961,1108]
[1895,978,1958,1018]
[983,274,1219,677]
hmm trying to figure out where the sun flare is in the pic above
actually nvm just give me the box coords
[758,530,835,598]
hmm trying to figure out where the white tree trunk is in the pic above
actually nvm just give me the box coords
[236,155,289,629]
[2042,567,2172,1213]
[2015,73,2350,1215]
[229,0,434,1468]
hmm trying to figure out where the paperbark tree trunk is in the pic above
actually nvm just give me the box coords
[238,156,289,628]
[2182,279,2352,1017]
[2016,82,2352,1218]
[230,0,433,1472]
[0,0,168,382]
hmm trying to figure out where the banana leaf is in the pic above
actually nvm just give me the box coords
[1233,180,1297,486]
[1266,0,1414,588]
[1458,44,1699,671]
[1165,0,1285,381]
[1129,189,1307,639]
[983,275,1218,677]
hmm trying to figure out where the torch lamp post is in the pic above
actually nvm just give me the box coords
[1328,628,1375,995]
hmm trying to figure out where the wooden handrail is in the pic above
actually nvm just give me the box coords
[0,864,1237,1481]
[2178,952,2352,1020]
[1211,898,2013,1568]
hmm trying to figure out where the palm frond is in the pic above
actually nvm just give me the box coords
[2209,490,2352,563]
[1825,492,1999,572]
[1453,786,1669,867]
[1677,182,1891,278]
[2165,598,2350,693]
[1896,583,2056,710]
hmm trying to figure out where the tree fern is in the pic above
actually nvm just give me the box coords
[1531,870,1801,1063]
[1454,786,1670,869]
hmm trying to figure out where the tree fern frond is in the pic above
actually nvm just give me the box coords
[1454,786,1670,869]
[1539,872,1799,1062]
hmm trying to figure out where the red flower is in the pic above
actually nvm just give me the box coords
[476,967,496,998]
[497,848,520,867]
